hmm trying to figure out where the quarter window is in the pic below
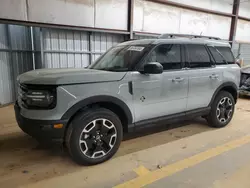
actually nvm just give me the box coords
[208,46,225,64]
[187,44,211,68]
[208,46,235,65]
[144,44,181,70]
[216,47,235,64]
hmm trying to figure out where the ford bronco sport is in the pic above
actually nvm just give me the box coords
[15,34,240,165]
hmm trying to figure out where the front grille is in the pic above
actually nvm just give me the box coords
[18,83,57,109]
[18,84,29,108]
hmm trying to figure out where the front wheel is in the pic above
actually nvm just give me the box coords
[206,91,235,128]
[66,108,123,165]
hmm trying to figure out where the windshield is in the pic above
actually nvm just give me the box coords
[89,45,148,71]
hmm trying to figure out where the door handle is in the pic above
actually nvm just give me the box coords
[209,74,219,79]
[172,77,184,82]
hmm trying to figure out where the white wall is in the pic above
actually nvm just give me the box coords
[237,0,250,42]
[95,0,128,30]
[133,0,231,39]
[0,0,128,30]
[0,0,27,20]
[28,0,95,27]
[236,19,250,42]
[168,0,233,13]
[239,1,250,19]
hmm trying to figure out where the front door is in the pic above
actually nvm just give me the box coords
[132,44,189,123]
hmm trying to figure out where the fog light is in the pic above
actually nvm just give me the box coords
[54,124,63,129]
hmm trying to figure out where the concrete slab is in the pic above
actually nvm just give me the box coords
[145,143,250,188]
[0,98,250,188]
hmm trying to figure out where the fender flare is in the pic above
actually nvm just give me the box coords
[209,82,238,106]
[61,95,133,124]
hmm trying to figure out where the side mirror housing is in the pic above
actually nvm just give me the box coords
[143,62,163,74]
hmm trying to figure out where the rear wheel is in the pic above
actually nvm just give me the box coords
[206,91,235,128]
[66,108,123,165]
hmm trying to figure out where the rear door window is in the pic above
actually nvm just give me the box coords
[186,44,212,68]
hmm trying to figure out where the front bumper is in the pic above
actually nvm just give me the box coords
[14,102,68,143]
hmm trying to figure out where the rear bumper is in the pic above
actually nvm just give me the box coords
[14,102,68,144]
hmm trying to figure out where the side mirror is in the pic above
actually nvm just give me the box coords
[143,62,163,74]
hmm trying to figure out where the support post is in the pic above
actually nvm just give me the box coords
[229,0,240,45]
[40,28,44,67]
[128,0,134,40]
[88,31,93,65]
[6,24,17,100]
[30,26,35,70]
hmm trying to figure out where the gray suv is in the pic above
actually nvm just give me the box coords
[15,34,240,165]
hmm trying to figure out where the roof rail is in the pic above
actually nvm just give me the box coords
[158,33,221,40]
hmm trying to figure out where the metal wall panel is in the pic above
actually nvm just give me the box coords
[42,29,125,68]
[92,32,124,53]
[9,25,31,50]
[0,52,14,106]
[0,24,33,105]
[0,25,8,49]
[232,42,240,57]
[91,32,125,63]
[240,44,250,66]
[43,29,90,68]
[134,35,157,40]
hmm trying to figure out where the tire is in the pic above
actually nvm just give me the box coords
[206,91,235,128]
[66,108,123,165]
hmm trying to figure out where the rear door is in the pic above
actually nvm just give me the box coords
[185,44,223,111]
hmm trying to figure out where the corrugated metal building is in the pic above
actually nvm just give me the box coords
[0,24,33,105]
[0,0,250,106]
[42,29,125,68]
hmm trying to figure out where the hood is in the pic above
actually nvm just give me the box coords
[17,68,126,85]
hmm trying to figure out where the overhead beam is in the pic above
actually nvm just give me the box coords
[229,0,240,43]
[146,0,235,17]
[238,16,250,22]
[0,18,130,35]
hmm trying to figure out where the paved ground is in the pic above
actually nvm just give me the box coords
[1,98,250,187]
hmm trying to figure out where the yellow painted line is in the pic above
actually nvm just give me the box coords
[134,166,150,176]
[114,135,250,188]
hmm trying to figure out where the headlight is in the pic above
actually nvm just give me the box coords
[19,84,56,109]
[25,90,55,108]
